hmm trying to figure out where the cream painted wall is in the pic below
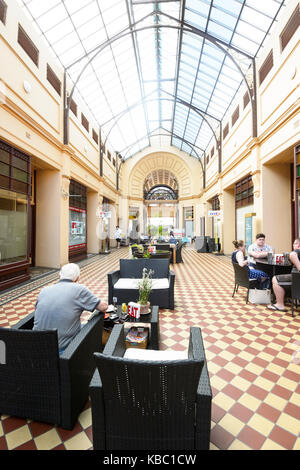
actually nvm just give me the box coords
[261,163,292,252]
[35,170,69,268]
[222,188,236,255]
[121,148,203,198]
[87,192,100,254]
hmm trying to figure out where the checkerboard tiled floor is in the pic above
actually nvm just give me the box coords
[0,247,299,450]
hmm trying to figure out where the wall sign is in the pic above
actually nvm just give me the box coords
[245,213,256,249]
[208,210,222,218]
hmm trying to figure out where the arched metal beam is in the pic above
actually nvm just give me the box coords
[64,22,257,147]
[103,96,220,162]
[116,130,206,189]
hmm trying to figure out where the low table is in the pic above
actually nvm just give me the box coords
[256,259,292,278]
[103,305,159,350]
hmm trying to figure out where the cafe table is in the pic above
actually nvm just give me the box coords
[256,259,292,278]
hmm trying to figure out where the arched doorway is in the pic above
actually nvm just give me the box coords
[144,170,179,237]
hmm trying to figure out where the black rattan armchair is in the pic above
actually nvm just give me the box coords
[89,324,212,450]
[232,262,259,304]
[108,259,175,309]
[0,311,103,429]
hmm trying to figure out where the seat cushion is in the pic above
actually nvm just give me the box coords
[114,278,139,289]
[114,278,169,290]
[124,348,188,361]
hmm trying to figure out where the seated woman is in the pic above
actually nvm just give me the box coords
[232,240,270,289]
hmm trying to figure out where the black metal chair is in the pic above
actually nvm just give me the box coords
[0,311,103,429]
[291,272,300,317]
[89,324,212,450]
[232,262,259,304]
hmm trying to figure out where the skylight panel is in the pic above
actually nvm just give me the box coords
[63,0,94,15]
[51,30,78,55]
[23,0,60,18]
[71,2,100,29]
[37,3,68,32]
[184,9,207,30]
[212,0,243,17]
[81,31,107,51]
[104,13,129,37]
[101,2,127,27]
[60,44,86,67]
[132,4,154,22]
[210,6,239,30]
[231,35,260,56]
[207,20,234,42]
[76,16,104,39]
[44,19,74,44]
[246,0,280,18]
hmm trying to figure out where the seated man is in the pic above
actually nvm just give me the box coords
[267,238,300,312]
[248,233,273,266]
[33,263,108,354]
[169,231,178,245]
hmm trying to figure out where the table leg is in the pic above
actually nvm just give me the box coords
[173,247,176,264]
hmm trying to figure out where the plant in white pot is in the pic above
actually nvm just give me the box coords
[137,267,154,314]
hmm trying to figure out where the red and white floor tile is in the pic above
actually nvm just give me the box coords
[0,247,299,450]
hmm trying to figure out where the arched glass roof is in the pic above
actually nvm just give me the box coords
[19,0,285,160]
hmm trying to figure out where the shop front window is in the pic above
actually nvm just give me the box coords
[0,189,28,265]
[69,207,86,251]
[68,180,87,259]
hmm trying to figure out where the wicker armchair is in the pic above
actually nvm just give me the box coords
[89,324,212,450]
[0,311,103,430]
[232,262,259,304]
[108,259,175,309]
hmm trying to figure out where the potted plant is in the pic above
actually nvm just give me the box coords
[137,267,153,314]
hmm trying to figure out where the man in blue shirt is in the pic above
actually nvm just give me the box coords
[33,263,108,353]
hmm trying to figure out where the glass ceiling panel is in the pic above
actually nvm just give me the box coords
[20,0,285,159]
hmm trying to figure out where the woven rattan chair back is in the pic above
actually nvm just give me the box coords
[93,353,203,450]
[232,262,250,288]
[0,328,61,424]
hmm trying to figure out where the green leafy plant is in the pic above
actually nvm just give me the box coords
[137,268,153,305]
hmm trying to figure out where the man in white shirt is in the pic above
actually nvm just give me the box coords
[115,226,122,249]
[248,233,273,266]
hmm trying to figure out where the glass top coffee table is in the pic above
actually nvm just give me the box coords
[104,305,159,350]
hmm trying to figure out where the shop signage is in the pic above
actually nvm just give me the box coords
[174,229,185,237]
[208,210,222,218]
[96,209,112,219]
[69,243,87,251]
